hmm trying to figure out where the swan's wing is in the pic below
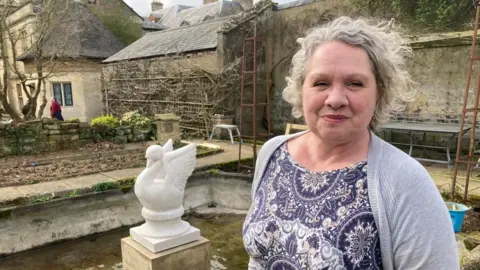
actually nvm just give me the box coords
[163,139,173,153]
[163,143,196,193]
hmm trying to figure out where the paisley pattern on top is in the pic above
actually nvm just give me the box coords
[243,143,383,270]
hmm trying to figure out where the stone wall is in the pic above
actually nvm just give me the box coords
[0,118,151,157]
[266,1,477,134]
[395,44,478,124]
[0,171,252,257]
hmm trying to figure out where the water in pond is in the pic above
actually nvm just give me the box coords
[0,214,248,270]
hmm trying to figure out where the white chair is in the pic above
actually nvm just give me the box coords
[208,124,242,144]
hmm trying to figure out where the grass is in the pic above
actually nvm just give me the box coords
[64,190,79,198]
[205,169,221,175]
[29,195,52,204]
[92,182,119,193]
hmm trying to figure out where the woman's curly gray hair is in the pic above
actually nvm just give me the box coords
[282,16,415,130]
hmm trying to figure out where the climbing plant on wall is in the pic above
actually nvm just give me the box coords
[348,0,474,32]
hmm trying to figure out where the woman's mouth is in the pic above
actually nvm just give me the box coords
[323,114,347,123]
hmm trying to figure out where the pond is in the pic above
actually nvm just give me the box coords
[0,213,248,270]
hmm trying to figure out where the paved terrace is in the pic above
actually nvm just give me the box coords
[0,139,479,208]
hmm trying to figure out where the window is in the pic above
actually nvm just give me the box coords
[16,84,24,108]
[87,0,97,4]
[52,83,73,106]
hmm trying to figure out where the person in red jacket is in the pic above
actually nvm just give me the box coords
[50,97,64,121]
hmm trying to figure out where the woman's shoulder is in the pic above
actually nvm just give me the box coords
[372,135,434,191]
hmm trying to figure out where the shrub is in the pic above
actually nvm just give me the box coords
[91,115,119,129]
[66,118,80,123]
[120,111,151,130]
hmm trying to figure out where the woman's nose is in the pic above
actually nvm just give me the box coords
[324,85,348,109]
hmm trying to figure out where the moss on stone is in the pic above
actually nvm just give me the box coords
[206,169,220,175]
[464,232,480,251]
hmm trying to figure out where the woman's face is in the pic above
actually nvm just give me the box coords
[302,41,378,143]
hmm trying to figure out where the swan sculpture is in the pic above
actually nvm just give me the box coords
[134,139,197,239]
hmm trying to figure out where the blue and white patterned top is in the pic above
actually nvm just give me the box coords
[243,143,383,270]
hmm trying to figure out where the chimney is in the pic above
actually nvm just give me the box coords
[151,0,163,11]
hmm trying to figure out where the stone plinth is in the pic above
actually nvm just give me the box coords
[121,236,211,270]
[130,225,200,253]
[154,113,181,145]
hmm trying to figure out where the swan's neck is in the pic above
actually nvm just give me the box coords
[138,160,163,185]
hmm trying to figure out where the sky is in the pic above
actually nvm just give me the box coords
[123,0,295,17]
[123,0,152,17]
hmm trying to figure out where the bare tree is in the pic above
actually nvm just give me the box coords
[0,0,81,122]
[0,0,21,122]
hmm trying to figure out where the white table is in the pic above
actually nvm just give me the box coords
[208,124,242,144]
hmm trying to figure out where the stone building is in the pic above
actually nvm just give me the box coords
[102,0,345,136]
[104,0,478,137]
[1,1,126,122]
[142,0,249,35]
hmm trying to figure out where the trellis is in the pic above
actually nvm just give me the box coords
[101,1,276,139]
[102,57,241,138]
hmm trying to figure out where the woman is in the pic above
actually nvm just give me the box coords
[50,97,64,121]
[242,17,458,270]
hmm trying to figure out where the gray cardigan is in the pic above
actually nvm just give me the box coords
[250,131,459,270]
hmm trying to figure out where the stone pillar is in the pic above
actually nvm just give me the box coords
[155,113,181,145]
[121,236,211,270]
[210,114,234,140]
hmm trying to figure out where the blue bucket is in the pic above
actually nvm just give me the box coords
[446,202,471,233]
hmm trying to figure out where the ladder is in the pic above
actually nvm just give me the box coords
[451,1,480,202]
[238,23,271,171]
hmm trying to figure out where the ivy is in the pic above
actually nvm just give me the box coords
[348,0,474,32]
[86,2,142,45]
[98,13,142,45]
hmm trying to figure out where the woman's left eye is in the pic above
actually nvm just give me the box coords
[347,81,363,87]
[314,81,328,87]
